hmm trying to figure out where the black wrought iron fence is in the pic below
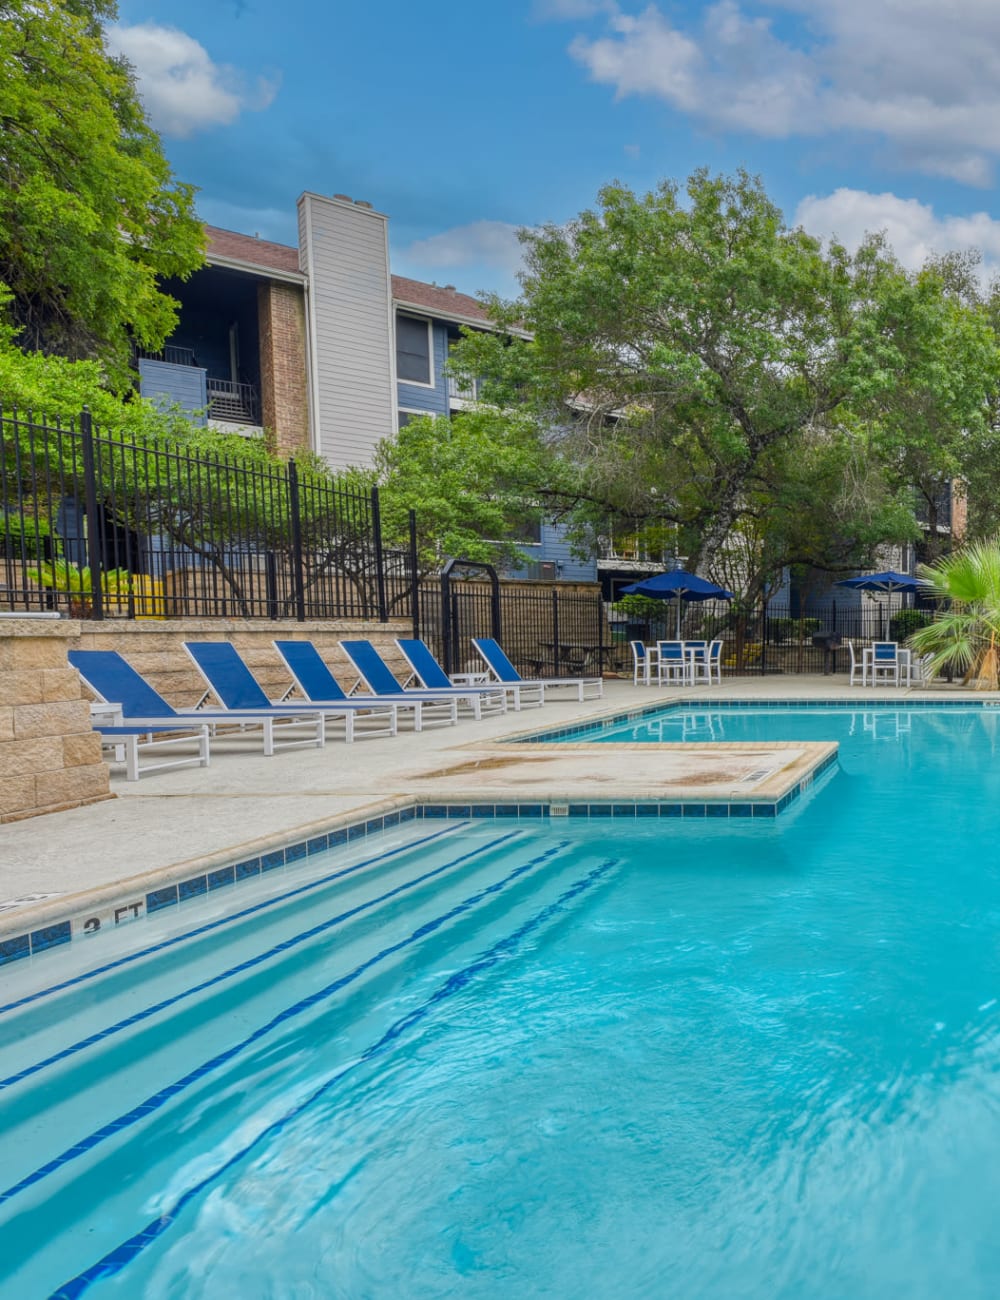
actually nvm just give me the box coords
[415,583,939,682]
[418,580,612,679]
[617,603,937,676]
[0,407,416,622]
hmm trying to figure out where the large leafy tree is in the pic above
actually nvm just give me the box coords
[0,0,204,384]
[860,252,1000,559]
[341,410,552,577]
[451,170,974,582]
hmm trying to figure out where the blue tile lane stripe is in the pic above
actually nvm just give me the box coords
[0,829,525,1095]
[0,837,574,1212]
[48,852,620,1300]
[0,822,469,1019]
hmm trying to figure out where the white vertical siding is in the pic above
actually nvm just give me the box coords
[297,193,395,471]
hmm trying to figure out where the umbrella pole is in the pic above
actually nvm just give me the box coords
[676,593,681,639]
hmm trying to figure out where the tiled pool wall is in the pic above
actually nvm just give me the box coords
[510,696,1000,744]
[0,750,839,968]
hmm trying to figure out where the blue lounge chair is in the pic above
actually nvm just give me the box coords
[272,639,433,732]
[68,649,282,770]
[71,646,327,756]
[183,641,397,745]
[394,638,513,714]
[471,637,604,702]
[92,724,211,782]
[338,640,464,728]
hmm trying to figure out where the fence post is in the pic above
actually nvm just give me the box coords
[408,509,420,638]
[551,588,561,675]
[287,459,306,622]
[79,407,104,620]
[441,568,453,676]
[371,487,388,623]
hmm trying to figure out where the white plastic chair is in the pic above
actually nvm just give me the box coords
[656,640,690,686]
[691,640,723,685]
[847,641,864,686]
[870,641,900,687]
[630,640,652,686]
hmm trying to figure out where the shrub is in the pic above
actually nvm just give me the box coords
[890,608,933,642]
[0,509,55,561]
[768,615,824,643]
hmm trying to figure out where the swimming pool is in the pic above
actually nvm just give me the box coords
[3,703,1000,1297]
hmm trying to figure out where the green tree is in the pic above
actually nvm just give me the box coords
[860,253,1000,559]
[360,410,552,576]
[450,171,976,584]
[0,0,204,383]
[909,537,1000,688]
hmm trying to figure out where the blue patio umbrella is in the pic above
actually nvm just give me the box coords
[834,570,927,638]
[620,569,734,637]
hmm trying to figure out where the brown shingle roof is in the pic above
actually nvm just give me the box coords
[205,226,300,274]
[391,275,490,323]
[203,227,491,325]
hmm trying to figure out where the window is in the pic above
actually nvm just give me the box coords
[396,315,432,385]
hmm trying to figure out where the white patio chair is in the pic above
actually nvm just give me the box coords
[847,641,865,686]
[630,640,653,686]
[870,641,900,687]
[656,640,690,686]
[691,640,723,686]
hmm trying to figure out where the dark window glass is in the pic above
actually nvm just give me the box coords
[397,316,431,383]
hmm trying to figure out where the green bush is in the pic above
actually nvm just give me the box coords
[890,608,933,642]
[0,509,55,561]
[768,615,823,643]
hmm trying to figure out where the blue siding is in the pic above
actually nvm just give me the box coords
[139,359,207,425]
[506,524,598,582]
[397,322,448,415]
[539,524,597,581]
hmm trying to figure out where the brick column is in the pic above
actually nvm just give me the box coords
[0,619,111,822]
[258,281,310,458]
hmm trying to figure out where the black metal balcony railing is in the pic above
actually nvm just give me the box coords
[207,379,259,426]
[134,344,197,368]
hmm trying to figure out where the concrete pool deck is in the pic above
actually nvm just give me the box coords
[0,673,990,936]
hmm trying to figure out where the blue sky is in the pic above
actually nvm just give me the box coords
[113,0,1000,298]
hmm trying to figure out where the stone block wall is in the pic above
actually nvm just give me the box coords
[0,619,111,822]
[75,618,413,708]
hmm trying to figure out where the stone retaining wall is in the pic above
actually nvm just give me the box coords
[0,618,112,823]
[75,618,413,707]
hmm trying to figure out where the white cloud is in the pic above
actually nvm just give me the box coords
[795,188,1000,279]
[402,221,526,275]
[559,0,1000,184]
[107,23,278,138]
[533,0,618,17]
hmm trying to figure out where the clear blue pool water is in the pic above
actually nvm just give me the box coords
[3,704,1000,1297]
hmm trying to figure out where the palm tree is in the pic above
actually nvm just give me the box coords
[908,537,1000,689]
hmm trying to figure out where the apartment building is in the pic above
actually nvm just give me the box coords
[137,191,673,589]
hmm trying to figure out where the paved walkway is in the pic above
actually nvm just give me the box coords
[0,674,986,909]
